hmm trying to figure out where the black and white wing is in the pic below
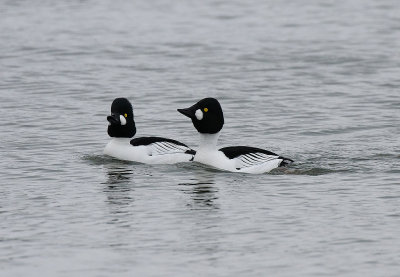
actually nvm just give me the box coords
[219,146,293,170]
[131,137,195,157]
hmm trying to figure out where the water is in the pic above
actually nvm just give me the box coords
[1,0,399,276]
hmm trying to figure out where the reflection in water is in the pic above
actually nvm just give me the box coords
[83,154,135,207]
[102,162,134,208]
[105,167,133,185]
[179,169,219,210]
[100,162,136,232]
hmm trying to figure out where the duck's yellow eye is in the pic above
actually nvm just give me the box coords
[124,113,128,118]
[204,108,208,112]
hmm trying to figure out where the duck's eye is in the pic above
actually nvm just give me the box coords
[124,113,128,118]
[204,108,208,112]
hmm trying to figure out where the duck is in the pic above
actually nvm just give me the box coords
[177,97,293,174]
[104,98,195,164]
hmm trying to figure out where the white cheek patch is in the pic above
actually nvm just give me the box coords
[195,109,203,120]
[120,115,127,125]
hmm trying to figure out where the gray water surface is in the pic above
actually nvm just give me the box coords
[1,0,399,276]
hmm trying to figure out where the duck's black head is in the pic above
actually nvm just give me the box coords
[107,98,136,138]
[178,97,224,134]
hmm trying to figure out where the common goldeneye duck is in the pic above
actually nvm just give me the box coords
[104,98,195,164]
[178,97,293,174]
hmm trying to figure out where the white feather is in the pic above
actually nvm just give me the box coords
[104,138,193,164]
[193,133,283,174]
[119,115,127,125]
[195,109,203,120]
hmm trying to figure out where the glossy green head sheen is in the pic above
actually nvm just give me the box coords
[178,97,224,134]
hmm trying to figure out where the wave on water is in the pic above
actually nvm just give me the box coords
[81,154,337,176]
[81,154,137,166]
[270,166,339,176]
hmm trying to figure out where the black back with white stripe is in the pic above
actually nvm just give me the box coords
[131,136,196,156]
[220,146,293,168]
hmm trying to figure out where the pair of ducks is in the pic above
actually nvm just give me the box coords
[104,97,293,174]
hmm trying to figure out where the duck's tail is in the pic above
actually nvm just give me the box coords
[279,156,294,167]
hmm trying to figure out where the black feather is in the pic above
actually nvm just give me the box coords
[130,137,189,147]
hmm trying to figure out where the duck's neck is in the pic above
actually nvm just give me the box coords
[198,132,220,151]
[111,137,132,143]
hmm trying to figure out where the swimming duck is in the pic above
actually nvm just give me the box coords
[104,98,195,164]
[178,97,293,174]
